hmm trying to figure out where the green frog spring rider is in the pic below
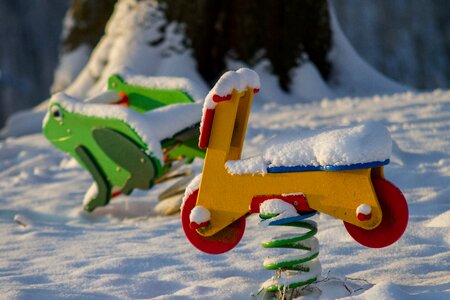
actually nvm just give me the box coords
[43,74,205,213]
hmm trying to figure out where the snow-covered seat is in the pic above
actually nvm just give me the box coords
[225,122,392,175]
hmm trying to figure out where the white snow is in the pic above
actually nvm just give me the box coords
[83,183,99,206]
[189,206,211,225]
[357,204,372,216]
[142,101,202,141]
[203,68,260,109]
[426,210,450,228]
[260,199,298,217]
[182,173,202,205]
[85,90,121,104]
[265,122,391,168]
[290,62,334,102]
[225,156,267,175]
[225,122,392,174]
[258,199,300,226]
[2,89,449,299]
[45,92,202,161]
[326,7,410,97]
[51,45,92,94]
[0,109,46,139]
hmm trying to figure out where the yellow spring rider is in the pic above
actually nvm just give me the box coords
[181,68,408,258]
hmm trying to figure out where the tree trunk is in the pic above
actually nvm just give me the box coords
[164,0,332,91]
[62,0,117,52]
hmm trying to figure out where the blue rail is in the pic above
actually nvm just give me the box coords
[267,159,390,173]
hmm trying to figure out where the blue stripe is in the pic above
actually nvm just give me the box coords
[268,212,317,225]
[267,159,389,173]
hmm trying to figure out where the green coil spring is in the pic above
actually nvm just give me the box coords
[260,212,321,293]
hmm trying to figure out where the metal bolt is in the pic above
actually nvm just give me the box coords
[294,201,298,206]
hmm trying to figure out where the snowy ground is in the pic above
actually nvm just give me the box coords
[1,89,450,299]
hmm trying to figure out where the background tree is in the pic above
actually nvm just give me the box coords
[164,0,331,91]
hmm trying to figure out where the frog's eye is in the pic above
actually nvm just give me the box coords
[50,106,63,121]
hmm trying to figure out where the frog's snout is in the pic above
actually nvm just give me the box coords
[43,103,74,143]
[43,119,73,143]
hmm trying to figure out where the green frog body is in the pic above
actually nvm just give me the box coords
[43,90,204,212]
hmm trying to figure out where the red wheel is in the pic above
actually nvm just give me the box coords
[181,189,246,254]
[344,178,408,248]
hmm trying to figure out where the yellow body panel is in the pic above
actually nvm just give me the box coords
[196,89,382,237]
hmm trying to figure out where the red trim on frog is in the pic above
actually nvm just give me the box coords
[250,194,313,214]
[115,92,130,107]
[111,191,122,198]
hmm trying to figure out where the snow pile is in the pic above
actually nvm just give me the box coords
[326,7,409,97]
[45,92,202,160]
[426,210,450,228]
[203,68,260,109]
[225,156,266,175]
[259,199,298,217]
[0,109,47,139]
[258,199,301,226]
[83,68,208,104]
[142,102,202,141]
[85,90,124,104]
[226,122,392,174]
[51,45,92,93]
[290,62,334,101]
[189,206,210,225]
[356,204,372,216]
[265,122,391,168]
